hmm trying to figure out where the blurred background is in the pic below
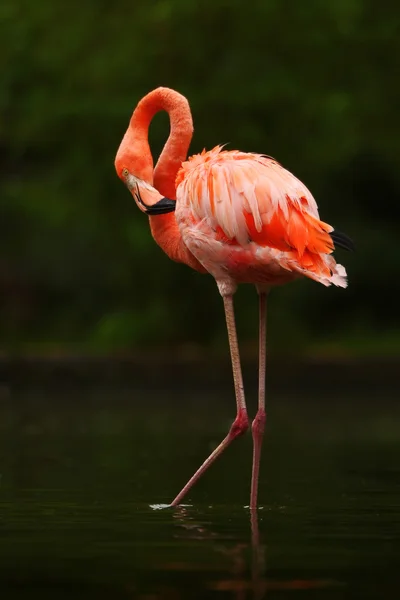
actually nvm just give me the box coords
[1,0,399,360]
[1,4,400,598]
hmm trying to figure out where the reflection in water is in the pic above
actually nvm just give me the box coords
[171,504,259,598]
[250,509,264,600]
[169,506,337,599]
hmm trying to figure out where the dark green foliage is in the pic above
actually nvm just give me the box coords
[0,0,399,354]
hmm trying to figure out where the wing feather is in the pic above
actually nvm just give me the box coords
[176,147,332,255]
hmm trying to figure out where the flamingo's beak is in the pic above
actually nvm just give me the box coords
[143,197,176,215]
[123,172,176,215]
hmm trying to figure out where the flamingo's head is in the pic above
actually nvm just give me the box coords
[117,165,175,216]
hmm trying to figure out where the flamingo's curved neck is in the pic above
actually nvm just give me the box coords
[128,88,193,191]
[120,87,205,273]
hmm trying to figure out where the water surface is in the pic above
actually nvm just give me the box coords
[0,375,399,598]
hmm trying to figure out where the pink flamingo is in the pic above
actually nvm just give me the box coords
[114,87,353,509]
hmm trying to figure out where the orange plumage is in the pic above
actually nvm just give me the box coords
[175,146,347,288]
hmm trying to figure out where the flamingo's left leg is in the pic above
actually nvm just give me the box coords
[250,289,268,509]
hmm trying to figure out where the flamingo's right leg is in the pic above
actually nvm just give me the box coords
[170,287,248,507]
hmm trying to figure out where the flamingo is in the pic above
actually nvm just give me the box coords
[114,87,353,509]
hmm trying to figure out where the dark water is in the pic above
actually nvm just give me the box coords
[0,376,400,599]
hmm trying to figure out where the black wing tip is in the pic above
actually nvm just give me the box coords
[331,228,356,252]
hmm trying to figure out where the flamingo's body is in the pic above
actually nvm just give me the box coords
[175,145,347,289]
[115,87,352,509]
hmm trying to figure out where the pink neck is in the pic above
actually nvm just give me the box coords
[128,87,193,190]
[120,87,205,273]
[152,90,193,199]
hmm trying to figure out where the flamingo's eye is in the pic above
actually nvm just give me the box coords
[122,168,129,178]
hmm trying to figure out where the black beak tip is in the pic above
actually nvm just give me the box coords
[145,197,176,215]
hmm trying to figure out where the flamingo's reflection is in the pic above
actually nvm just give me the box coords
[170,505,264,599]
[171,506,338,599]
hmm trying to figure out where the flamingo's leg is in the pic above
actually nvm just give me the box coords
[250,290,267,509]
[170,290,248,506]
